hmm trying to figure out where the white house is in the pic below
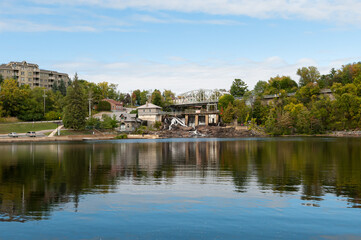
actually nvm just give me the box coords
[137,102,162,124]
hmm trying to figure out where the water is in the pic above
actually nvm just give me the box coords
[0,137,361,239]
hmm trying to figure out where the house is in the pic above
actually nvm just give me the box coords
[137,102,162,124]
[102,99,124,112]
[118,113,141,132]
[93,111,141,132]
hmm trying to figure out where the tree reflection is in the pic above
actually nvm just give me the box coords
[1,138,361,221]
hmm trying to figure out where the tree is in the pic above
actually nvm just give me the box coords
[218,94,234,110]
[297,66,320,87]
[62,75,87,130]
[230,79,248,97]
[163,90,175,106]
[59,79,67,96]
[52,81,59,92]
[132,89,141,105]
[151,89,163,107]
[0,74,3,85]
[253,80,268,96]
[140,90,149,105]
[97,101,111,111]
[0,79,29,117]
[222,102,235,123]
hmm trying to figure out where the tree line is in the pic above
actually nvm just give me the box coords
[221,62,361,135]
[0,72,176,129]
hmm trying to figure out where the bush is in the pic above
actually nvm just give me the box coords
[97,101,111,111]
[45,111,62,121]
[86,117,101,129]
[115,134,128,139]
[100,114,117,129]
[153,121,162,129]
[135,126,147,134]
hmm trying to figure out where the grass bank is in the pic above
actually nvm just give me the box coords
[0,122,58,134]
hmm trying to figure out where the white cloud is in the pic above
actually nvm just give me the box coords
[50,56,358,94]
[29,0,361,24]
[0,19,97,32]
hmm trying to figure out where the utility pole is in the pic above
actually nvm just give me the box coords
[88,91,92,118]
[42,89,47,116]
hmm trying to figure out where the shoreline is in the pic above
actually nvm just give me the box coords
[1,131,361,144]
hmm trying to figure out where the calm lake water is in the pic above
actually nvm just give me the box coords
[0,137,361,239]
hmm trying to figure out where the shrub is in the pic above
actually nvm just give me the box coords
[100,114,117,129]
[115,134,128,139]
[86,117,101,129]
[97,101,111,111]
[45,111,62,121]
[153,121,162,129]
[135,126,147,134]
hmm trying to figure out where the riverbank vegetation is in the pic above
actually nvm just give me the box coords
[1,61,361,134]
[221,62,361,135]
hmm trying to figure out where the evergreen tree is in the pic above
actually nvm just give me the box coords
[62,74,87,130]
[59,79,67,96]
[230,79,248,97]
[52,81,58,92]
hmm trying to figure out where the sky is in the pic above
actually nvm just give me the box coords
[1,0,361,94]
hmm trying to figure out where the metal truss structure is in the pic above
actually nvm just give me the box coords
[174,89,229,105]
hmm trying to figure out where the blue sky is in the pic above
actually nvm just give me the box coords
[1,0,361,93]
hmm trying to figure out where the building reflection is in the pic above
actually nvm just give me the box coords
[1,138,361,221]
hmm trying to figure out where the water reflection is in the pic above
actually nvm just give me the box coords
[1,137,361,222]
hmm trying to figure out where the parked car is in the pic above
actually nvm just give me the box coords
[8,132,18,138]
[26,131,36,137]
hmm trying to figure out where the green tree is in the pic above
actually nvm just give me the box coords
[230,79,248,97]
[0,79,29,117]
[297,66,320,87]
[253,80,268,96]
[222,102,235,123]
[218,94,234,110]
[97,101,111,111]
[59,79,67,96]
[140,90,149,105]
[151,89,163,107]
[163,90,175,106]
[0,74,3,85]
[52,81,59,92]
[63,75,87,130]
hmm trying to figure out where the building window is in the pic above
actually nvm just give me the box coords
[28,78,32,81]
[21,71,25,75]
[21,77,24,81]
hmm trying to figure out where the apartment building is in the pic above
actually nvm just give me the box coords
[0,61,70,89]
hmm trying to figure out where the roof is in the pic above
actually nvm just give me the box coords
[137,102,162,109]
[102,99,123,106]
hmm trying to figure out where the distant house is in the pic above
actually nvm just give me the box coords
[102,99,124,112]
[93,111,141,132]
[137,102,162,123]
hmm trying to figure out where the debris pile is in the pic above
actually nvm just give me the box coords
[154,125,264,138]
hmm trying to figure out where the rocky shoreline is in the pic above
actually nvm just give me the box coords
[152,125,265,138]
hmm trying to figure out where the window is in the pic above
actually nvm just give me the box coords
[28,78,32,81]
[21,77,24,81]
[21,71,25,75]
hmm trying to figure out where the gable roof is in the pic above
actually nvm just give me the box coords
[102,99,123,106]
[137,102,162,109]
